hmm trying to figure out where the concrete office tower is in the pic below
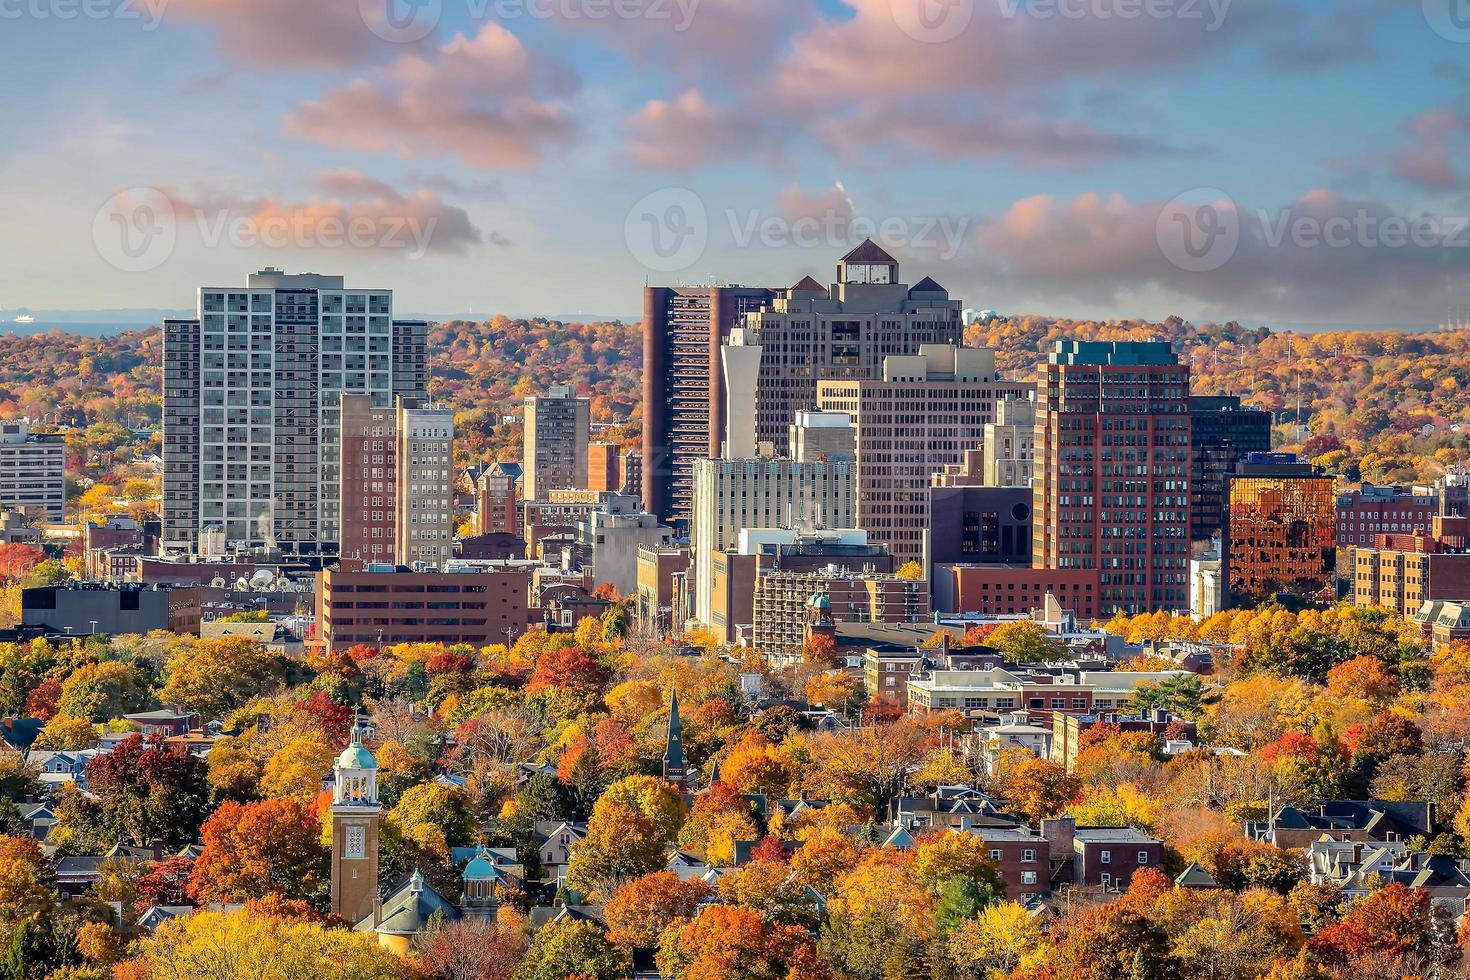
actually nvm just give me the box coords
[721,240,966,461]
[339,395,454,568]
[523,385,590,501]
[643,285,778,531]
[789,410,857,463]
[1032,341,1192,614]
[1189,395,1272,545]
[0,420,64,520]
[817,345,1030,566]
[394,399,455,568]
[575,493,673,597]
[162,268,427,556]
[983,397,1036,488]
[588,442,622,493]
[690,454,857,631]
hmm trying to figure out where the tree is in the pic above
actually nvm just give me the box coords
[604,871,712,949]
[260,734,335,802]
[159,637,284,721]
[658,904,830,980]
[120,908,403,980]
[790,827,867,897]
[986,621,1065,662]
[525,646,609,718]
[992,755,1080,822]
[947,901,1040,977]
[914,830,1005,896]
[388,783,479,849]
[83,735,210,848]
[515,920,627,980]
[32,715,98,751]
[415,918,526,980]
[566,776,685,898]
[804,671,863,715]
[895,561,924,581]
[189,798,329,905]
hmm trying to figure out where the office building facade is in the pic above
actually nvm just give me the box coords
[162,269,427,556]
[1223,453,1336,606]
[817,345,1030,565]
[982,397,1036,488]
[1032,341,1192,614]
[339,396,453,568]
[642,284,776,529]
[522,385,590,501]
[316,565,530,651]
[1189,396,1272,545]
[722,241,966,460]
[0,420,64,521]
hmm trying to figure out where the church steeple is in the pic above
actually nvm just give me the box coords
[331,718,382,926]
[662,687,686,784]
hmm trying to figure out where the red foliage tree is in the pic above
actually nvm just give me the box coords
[25,679,61,721]
[292,691,354,749]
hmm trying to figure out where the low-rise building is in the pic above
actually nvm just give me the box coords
[1352,524,1470,618]
[636,545,688,637]
[316,563,531,651]
[573,493,672,598]
[752,565,928,667]
[934,565,1099,618]
[20,584,200,636]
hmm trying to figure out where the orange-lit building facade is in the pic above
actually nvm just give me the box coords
[1224,454,1336,606]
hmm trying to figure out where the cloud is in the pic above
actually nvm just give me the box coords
[968,188,1470,323]
[623,90,779,169]
[541,0,798,81]
[162,171,487,256]
[1391,109,1470,190]
[285,25,579,169]
[162,0,418,69]
[778,182,855,229]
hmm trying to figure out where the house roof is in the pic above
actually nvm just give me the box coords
[791,275,827,293]
[909,276,945,293]
[1175,862,1219,888]
[356,872,459,937]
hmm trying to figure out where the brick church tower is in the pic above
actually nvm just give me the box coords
[330,722,381,924]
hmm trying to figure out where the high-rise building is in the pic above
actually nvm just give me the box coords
[574,493,674,597]
[162,268,427,556]
[394,400,455,568]
[522,385,589,501]
[816,345,1030,565]
[722,241,966,460]
[1032,341,1192,614]
[588,442,622,493]
[982,397,1036,488]
[788,410,857,463]
[690,454,857,630]
[1189,396,1272,544]
[338,395,453,567]
[476,461,521,536]
[0,420,64,520]
[642,285,777,530]
[1222,453,1335,606]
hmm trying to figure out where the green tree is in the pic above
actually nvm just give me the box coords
[514,920,627,980]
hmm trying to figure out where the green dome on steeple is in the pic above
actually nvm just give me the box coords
[809,593,831,610]
[336,723,377,770]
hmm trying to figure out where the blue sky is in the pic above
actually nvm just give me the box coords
[2,0,1469,326]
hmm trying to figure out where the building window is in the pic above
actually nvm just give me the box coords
[1138,851,1149,865]
[1022,849,1036,863]
[345,826,365,859]
[1100,850,1111,864]
[989,849,1002,862]
[1021,871,1037,885]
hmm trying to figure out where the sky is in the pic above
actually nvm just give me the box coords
[2,0,1470,327]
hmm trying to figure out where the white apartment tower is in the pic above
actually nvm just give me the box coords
[162,269,427,556]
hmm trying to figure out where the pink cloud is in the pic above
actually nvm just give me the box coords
[162,171,486,255]
[285,25,579,169]
[623,90,777,170]
[163,0,418,69]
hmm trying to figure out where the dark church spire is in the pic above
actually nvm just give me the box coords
[662,687,686,784]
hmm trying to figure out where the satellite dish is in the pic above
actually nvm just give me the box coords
[250,569,275,589]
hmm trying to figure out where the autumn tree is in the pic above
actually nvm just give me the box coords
[415,918,526,980]
[604,870,712,949]
[159,637,285,721]
[515,920,627,980]
[566,775,686,899]
[658,904,830,980]
[189,798,329,905]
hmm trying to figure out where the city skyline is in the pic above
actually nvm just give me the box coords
[2,1,1469,327]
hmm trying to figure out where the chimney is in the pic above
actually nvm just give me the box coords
[1041,816,1075,855]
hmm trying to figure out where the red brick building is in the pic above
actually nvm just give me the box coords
[317,566,531,651]
[936,564,1099,619]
